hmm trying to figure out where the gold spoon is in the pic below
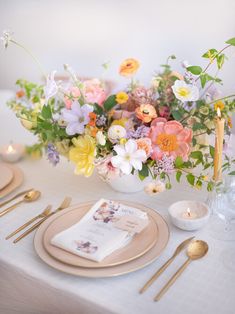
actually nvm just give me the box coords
[0,190,41,218]
[139,236,194,294]
[5,205,52,240]
[154,240,209,301]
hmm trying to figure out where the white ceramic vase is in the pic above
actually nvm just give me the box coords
[106,173,150,193]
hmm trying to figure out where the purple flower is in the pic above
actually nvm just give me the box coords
[61,101,93,135]
[47,143,60,166]
[127,125,150,139]
[153,154,175,175]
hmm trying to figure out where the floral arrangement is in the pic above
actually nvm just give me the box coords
[2,30,235,193]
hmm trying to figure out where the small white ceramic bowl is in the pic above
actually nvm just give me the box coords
[168,200,210,231]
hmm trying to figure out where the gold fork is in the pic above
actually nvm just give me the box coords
[5,205,52,240]
[13,196,72,243]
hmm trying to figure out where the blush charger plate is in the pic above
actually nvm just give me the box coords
[0,164,24,199]
[43,203,158,268]
[34,201,169,278]
[0,163,13,190]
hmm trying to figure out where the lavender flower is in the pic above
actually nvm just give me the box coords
[61,101,93,135]
[96,114,107,126]
[47,143,60,166]
[153,154,175,175]
[127,125,150,139]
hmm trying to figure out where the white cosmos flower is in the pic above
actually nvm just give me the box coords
[111,139,147,175]
[44,71,58,104]
[172,80,199,102]
[108,125,127,142]
[96,131,106,146]
[144,181,166,195]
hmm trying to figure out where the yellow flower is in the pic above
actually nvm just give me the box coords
[119,58,140,77]
[116,92,129,104]
[111,118,128,128]
[69,135,96,177]
[120,138,127,145]
[214,101,225,111]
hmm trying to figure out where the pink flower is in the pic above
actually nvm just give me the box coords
[64,87,81,109]
[83,79,106,106]
[96,155,121,181]
[149,117,192,161]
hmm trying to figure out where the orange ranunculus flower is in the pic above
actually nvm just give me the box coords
[135,104,157,123]
[119,58,140,77]
[88,112,97,127]
[16,90,25,98]
[136,138,152,157]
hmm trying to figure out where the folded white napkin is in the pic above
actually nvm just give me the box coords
[51,199,148,262]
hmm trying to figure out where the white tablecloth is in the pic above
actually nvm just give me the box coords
[0,90,234,314]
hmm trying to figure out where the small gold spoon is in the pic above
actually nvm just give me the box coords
[0,190,41,218]
[154,240,209,301]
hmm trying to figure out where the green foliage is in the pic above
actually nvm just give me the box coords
[209,145,215,158]
[187,66,202,75]
[175,156,184,168]
[176,171,182,182]
[138,164,149,181]
[225,38,235,46]
[41,105,52,120]
[228,171,235,175]
[186,173,195,186]
[103,95,117,111]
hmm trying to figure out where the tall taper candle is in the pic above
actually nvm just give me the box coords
[213,108,225,182]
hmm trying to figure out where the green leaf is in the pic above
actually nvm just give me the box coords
[202,49,218,59]
[186,173,195,186]
[225,37,235,46]
[93,103,104,115]
[175,156,184,168]
[172,110,183,121]
[228,171,235,175]
[176,171,182,183]
[138,164,149,181]
[207,181,214,192]
[41,105,52,119]
[192,123,205,131]
[103,95,117,111]
[165,182,172,190]
[186,66,202,75]
[190,151,203,161]
[209,145,215,158]
[216,54,225,69]
[200,73,214,88]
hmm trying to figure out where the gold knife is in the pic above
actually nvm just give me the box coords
[139,236,194,294]
[13,196,72,243]
[0,188,34,208]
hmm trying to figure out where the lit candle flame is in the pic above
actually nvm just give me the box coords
[187,208,191,217]
[7,144,15,153]
[217,107,221,118]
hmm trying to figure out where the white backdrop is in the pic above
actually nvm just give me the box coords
[0,0,235,90]
[0,0,235,128]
